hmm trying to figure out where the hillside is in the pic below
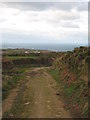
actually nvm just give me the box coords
[48,46,89,117]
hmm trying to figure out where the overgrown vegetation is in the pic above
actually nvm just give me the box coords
[2,66,26,100]
[48,46,89,118]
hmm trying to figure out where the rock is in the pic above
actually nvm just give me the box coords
[24,102,30,105]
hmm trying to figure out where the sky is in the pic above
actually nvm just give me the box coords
[0,1,88,45]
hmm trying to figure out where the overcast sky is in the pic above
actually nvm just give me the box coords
[0,1,88,45]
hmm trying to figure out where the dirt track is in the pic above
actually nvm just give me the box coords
[3,67,72,118]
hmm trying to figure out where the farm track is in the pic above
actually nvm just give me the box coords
[2,67,72,118]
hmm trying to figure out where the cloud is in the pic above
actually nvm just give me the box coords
[0,2,88,44]
[4,2,88,11]
[62,22,79,28]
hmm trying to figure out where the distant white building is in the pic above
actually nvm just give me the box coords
[37,51,40,54]
[34,51,40,54]
[25,51,29,54]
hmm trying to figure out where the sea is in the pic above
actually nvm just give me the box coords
[2,43,87,52]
